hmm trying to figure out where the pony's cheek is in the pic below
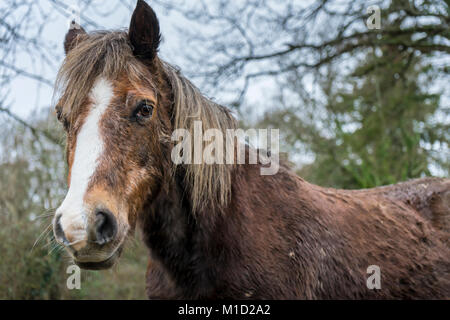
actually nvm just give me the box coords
[123,166,160,216]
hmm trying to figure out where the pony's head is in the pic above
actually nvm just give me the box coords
[52,0,235,269]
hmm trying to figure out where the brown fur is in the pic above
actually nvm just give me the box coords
[144,162,450,299]
[55,1,450,299]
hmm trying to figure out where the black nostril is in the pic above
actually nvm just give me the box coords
[54,214,69,245]
[94,209,117,245]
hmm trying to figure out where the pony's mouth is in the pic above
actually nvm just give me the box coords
[74,246,122,270]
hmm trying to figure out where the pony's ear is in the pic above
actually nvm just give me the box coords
[64,21,86,55]
[128,0,161,61]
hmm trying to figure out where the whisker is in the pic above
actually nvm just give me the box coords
[33,207,57,219]
[31,223,53,252]
[42,237,57,249]
[48,242,64,256]
[34,213,55,219]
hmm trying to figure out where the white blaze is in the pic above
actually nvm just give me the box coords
[56,77,113,243]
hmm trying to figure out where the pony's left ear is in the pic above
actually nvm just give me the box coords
[129,0,161,61]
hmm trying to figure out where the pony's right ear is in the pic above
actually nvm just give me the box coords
[64,21,86,55]
[128,0,161,61]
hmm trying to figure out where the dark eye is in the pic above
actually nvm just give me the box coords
[134,101,154,120]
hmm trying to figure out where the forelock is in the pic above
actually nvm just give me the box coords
[54,31,149,124]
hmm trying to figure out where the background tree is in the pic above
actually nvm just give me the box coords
[158,0,449,187]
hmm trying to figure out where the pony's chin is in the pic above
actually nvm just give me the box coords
[74,247,122,270]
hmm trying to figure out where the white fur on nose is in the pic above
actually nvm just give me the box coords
[55,77,113,246]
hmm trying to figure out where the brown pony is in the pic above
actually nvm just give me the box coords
[52,0,450,299]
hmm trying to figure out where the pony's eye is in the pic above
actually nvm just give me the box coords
[135,101,154,119]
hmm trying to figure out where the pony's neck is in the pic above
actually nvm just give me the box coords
[139,167,221,298]
[139,160,303,298]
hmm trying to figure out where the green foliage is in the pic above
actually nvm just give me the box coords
[0,217,67,299]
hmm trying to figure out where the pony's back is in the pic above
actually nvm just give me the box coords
[350,177,450,243]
